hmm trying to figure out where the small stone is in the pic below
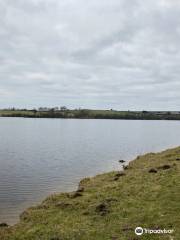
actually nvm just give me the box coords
[119,160,125,163]
[123,165,129,170]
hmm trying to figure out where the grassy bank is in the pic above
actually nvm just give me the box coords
[1,109,180,120]
[0,147,180,239]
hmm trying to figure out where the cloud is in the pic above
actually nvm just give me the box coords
[0,0,180,110]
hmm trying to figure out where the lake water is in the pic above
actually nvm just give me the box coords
[0,118,180,224]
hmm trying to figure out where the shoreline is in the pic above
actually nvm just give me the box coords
[1,109,180,120]
[0,146,180,239]
[1,116,180,121]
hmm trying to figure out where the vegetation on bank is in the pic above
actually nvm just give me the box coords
[0,147,180,239]
[1,108,180,120]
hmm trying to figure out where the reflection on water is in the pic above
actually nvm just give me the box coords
[0,118,180,224]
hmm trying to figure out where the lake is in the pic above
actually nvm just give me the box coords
[0,118,180,224]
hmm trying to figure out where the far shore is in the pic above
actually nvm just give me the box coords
[1,109,180,120]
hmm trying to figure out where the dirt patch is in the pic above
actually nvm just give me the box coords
[114,171,126,180]
[148,168,157,173]
[157,165,171,170]
[95,202,109,216]
[68,192,83,198]
[0,223,8,228]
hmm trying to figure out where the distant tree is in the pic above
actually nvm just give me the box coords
[60,106,67,111]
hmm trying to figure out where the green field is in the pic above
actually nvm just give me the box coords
[0,147,179,239]
[0,109,180,120]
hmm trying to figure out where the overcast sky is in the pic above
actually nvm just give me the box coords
[0,0,180,110]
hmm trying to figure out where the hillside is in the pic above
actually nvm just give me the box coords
[0,147,180,239]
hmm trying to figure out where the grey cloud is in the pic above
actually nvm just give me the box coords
[0,0,180,109]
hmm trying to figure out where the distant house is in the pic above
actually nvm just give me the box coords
[60,106,68,111]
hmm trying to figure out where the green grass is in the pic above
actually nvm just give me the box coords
[1,109,180,120]
[0,147,180,239]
